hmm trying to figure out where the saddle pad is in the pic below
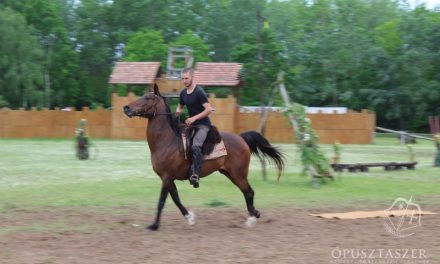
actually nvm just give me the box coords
[182,134,227,161]
[203,140,227,160]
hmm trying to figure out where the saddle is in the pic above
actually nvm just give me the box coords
[180,125,227,160]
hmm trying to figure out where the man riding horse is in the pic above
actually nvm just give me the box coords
[123,77,284,230]
[175,67,212,188]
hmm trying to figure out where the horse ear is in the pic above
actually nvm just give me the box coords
[153,84,159,95]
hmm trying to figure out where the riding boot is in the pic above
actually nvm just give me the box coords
[190,146,202,188]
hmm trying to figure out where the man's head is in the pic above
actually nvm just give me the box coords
[181,67,194,88]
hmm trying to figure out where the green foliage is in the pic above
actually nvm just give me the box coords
[123,29,168,65]
[74,0,114,109]
[267,0,439,131]
[202,0,262,61]
[26,0,82,109]
[0,0,439,131]
[333,142,341,164]
[172,30,211,63]
[374,19,403,55]
[23,0,62,36]
[360,7,440,130]
[0,95,10,108]
[285,103,331,176]
[232,28,286,105]
[0,8,43,108]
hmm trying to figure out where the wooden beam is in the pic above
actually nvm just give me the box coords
[376,126,433,141]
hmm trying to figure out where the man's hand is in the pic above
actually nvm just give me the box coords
[175,104,183,117]
[185,116,196,126]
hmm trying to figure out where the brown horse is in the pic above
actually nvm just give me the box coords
[123,87,285,231]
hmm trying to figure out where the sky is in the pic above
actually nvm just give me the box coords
[410,0,440,8]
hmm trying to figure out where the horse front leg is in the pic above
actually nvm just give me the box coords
[147,183,169,231]
[169,182,195,225]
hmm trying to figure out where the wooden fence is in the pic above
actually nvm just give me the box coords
[0,107,111,138]
[236,110,375,144]
[0,93,375,144]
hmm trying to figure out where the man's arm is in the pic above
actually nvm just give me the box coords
[185,102,212,126]
[175,104,184,117]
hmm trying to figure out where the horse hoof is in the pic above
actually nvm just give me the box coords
[185,211,195,225]
[146,224,159,231]
[254,210,261,219]
[245,216,257,227]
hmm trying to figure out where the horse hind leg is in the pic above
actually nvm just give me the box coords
[169,182,195,225]
[242,185,260,227]
[219,169,260,227]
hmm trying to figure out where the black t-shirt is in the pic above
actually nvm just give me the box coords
[179,86,211,126]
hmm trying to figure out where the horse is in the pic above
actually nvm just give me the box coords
[123,87,285,231]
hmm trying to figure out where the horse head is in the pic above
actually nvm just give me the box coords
[123,85,163,119]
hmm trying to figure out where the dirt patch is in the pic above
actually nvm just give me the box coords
[1,206,439,263]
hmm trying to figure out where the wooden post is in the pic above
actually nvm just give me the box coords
[277,72,300,139]
[256,76,281,133]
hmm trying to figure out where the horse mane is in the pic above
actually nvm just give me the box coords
[151,84,181,137]
[160,95,181,137]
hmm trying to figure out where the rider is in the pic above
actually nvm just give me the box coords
[175,67,213,188]
[75,119,89,160]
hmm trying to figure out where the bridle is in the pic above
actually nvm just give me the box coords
[135,92,185,152]
[139,93,173,119]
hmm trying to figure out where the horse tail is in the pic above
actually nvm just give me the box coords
[240,131,285,181]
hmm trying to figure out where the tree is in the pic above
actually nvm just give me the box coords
[172,30,211,62]
[0,8,43,108]
[119,29,168,96]
[1,0,439,131]
[123,29,168,64]
[74,0,114,108]
[232,28,286,105]
[2,0,84,109]
[201,0,262,61]
[22,0,80,109]
[362,6,440,130]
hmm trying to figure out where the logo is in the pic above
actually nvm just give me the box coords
[330,248,428,264]
[384,197,422,238]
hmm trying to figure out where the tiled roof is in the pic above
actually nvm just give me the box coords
[109,62,161,84]
[193,62,242,87]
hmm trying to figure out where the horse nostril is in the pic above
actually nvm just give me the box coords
[123,105,132,116]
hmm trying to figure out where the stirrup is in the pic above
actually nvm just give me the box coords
[189,174,200,188]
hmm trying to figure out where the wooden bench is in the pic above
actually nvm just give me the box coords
[331,162,417,172]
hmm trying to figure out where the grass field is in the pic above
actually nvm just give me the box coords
[1,137,439,212]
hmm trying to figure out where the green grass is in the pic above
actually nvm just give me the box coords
[0,137,439,212]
